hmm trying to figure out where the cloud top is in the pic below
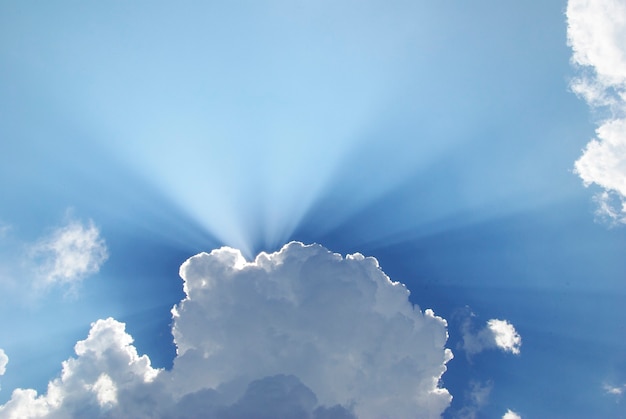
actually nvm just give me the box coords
[502,409,522,419]
[0,242,453,418]
[31,218,108,287]
[567,0,626,223]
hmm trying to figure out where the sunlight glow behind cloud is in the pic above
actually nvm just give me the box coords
[568,0,626,223]
[0,242,453,419]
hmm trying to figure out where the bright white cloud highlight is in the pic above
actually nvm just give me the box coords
[0,349,7,376]
[502,409,522,419]
[462,318,522,356]
[567,0,626,223]
[488,319,522,355]
[32,218,108,286]
[0,242,453,418]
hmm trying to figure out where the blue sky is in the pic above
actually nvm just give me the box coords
[1,1,625,418]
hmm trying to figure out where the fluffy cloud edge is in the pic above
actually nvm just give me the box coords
[567,0,626,224]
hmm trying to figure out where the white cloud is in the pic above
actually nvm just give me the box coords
[502,408,522,419]
[567,0,626,223]
[31,218,108,287]
[604,383,626,397]
[0,242,453,418]
[488,319,522,355]
[462,318,522,356]
[605,385,623,395]
[0,348,7,376]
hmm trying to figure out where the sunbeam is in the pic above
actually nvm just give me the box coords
[1,1,625,417]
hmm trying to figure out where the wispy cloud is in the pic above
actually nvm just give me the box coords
[454,380,493,419]
[0,242,453,418]
[31,217,108,288]
[567,0,626,224]
[0,223,11,238]
[604,383,626,398]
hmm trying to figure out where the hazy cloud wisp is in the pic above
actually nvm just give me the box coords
[604,383,626,397]
[31,218,108,287]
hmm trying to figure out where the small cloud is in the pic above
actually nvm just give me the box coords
[487,319,522,355]
[604,383,626,398]
[567,0,626,223]
[31,217,108,288]
[0,348,7,376]
[502,408,522,419]
[605,385,623,395]
[462,317,522,356]
[592,190,626,225]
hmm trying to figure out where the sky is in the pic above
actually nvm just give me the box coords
[0,0,625,418]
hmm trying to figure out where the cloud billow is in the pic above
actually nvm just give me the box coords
[567,0,626,224]
[0,242,453,419]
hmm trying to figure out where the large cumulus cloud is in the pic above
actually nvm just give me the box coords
[567,0,626,223]
[0,242,453,419]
